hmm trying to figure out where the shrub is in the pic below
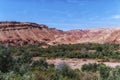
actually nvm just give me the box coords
[81,63,99,72]
[56,62,80,80]
[32,59,48,70]
[0,46,13,72]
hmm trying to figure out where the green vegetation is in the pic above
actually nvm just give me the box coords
[0,45,80,80]
[81,63,120,80]
[0,43,120,79]
[9,43,120,59]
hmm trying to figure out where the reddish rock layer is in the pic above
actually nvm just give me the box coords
[0,21,64,46]
[0,21,120,46]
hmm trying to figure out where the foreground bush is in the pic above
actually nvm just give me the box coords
[56,62,80,80]
[81,63,120,80]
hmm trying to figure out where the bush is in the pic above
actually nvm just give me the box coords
[0,46,13,72]
[107,66,120,80]
[81,63,99,72]
[56,62,80,80]
[32,59,48,70]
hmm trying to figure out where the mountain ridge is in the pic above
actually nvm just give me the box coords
[0,21,120,46]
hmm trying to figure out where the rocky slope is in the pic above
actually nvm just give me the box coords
[56,28,120,44]
[0,21,120,46]
[0,21,64,46]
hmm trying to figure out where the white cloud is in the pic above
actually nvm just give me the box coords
[112,15,120,19]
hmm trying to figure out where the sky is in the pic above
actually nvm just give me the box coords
[0,0,120,31]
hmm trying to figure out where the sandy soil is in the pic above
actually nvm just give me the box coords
[33,57,120,69]
[46,58,120,69]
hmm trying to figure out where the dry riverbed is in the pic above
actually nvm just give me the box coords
[33,57,120,69]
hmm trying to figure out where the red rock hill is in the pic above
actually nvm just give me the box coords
[0,21,120,46]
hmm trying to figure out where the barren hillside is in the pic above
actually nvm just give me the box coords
[0,21,120,46]
[0,21,64,46]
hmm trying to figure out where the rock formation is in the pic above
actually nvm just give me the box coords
[0,21,120,46]
[0,21,64,46]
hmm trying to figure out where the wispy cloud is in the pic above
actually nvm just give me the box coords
[112,14,120,19]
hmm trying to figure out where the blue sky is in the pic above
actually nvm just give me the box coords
[0,0,120,30]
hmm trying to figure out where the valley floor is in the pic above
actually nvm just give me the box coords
[33,57,120,69]
[47,58,120,69]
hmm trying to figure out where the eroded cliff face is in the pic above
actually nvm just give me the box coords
[62,28,120,44]
[0,21,120,46]
[0,21,64,46]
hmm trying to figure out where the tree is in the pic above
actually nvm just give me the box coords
[0,45,13,72]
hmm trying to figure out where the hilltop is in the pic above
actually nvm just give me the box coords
[0,21,120,46]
